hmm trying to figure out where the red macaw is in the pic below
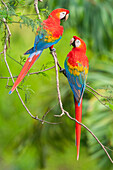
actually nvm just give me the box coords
[9,8,69,94]
[64,36,89,160]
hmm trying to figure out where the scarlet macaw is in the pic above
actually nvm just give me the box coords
[9,8,69,94]
[64,36,89,160]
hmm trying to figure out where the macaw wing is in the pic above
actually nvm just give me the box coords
[34,33,44,45]
[24,33,44,55]
[65,61,88,106]
[68,72,86,105]
[34,22,62,50]
[24,24,62,54]
[34,31,62,51]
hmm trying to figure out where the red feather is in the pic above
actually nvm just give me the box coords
[75,99,82,160]
[9,53,41,94]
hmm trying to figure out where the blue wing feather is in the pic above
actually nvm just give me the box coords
[34,36,61,51]
[24,32,62,55]
[64,59,86,106]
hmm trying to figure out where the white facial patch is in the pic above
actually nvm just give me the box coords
[75,39,81,47]
[60,12,66,19]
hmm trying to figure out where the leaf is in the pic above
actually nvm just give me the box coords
[108,104,113,111]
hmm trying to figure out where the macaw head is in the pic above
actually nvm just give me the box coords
[49,8,69,21]
[70,36,86,52]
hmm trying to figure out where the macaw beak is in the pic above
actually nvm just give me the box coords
[70,38,75,46]
[65,13,69,21]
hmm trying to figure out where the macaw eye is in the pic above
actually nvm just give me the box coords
[75,39,81,47]
[60,12,66,19]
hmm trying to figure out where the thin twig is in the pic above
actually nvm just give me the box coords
[0,51,3,55]
[86,89,111,110]
[86,84,107,98]
[1,0,8,10]
[0,19,39,25]
[0,66,55,79]
[104,146,113,152]
[41,103,61,124]
[7,54,23,67]
[29,65,55,75]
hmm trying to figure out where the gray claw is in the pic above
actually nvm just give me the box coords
[49,47,56,52]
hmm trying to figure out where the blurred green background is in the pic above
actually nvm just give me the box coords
[0,0,113,169]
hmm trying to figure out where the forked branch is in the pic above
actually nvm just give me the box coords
[1,0,58,125]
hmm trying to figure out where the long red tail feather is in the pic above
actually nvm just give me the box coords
[75,99,82,160]
[9,52,41,94]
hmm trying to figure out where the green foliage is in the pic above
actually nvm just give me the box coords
[109,104,113,111]
[19,15,39,31]
[0,0,42,45]
[20,55,26,64]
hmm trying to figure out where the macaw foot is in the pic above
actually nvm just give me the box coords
[49,47,56,52]
[59,68,67,77]
[59,68,65,72]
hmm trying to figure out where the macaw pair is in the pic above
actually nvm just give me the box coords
[9,8,89,160]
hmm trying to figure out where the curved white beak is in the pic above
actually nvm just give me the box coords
[65,14,69,21]
[70,38,74,46]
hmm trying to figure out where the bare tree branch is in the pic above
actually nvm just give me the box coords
[51,51,65,116]
[86,89,111,110]
[41,103,60,124]
[0,51,3,55]
[34,0,42,19]
[7,54,23,66]
[1,0,59,125]
[0,65,55,79]
[2,18,11,37]
[2,34,57,125]
[64,110,113,163]
[86,84,108,98]
[1,0,8,10]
